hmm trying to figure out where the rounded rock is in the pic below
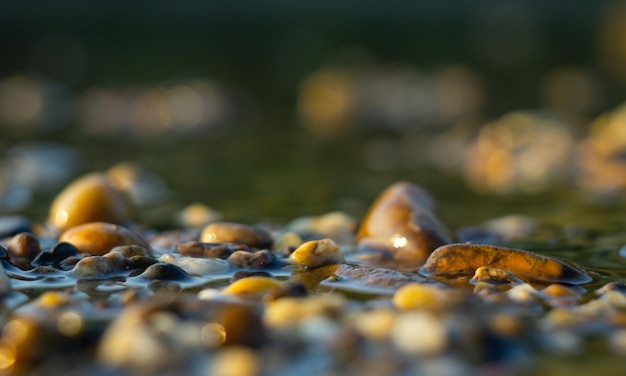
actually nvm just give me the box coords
[357,181,452,265]
[7,232,42,261]
[59,222,151,256]
[200,222,273,249]
[227,250,273,269]
[223,276,283,296]
[48,173,134,231]
[288,238,344,269]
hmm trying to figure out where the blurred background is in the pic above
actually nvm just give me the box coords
[2,0,626,228]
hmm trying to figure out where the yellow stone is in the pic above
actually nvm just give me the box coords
[222,277,283,296]
[59,222,151,256]
[392,283,447,311]
[288,238,344,268]
[48,173,133,231]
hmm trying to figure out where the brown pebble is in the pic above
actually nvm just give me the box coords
[200,222,273,249]
[177,241,237,259]
[59,222,151,256]
[227,250,273,269]
[48,173,134,231]
[421,243,591,284]
[7,232,42,261]
[356,182,452,265]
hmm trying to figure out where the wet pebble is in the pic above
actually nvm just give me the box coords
[160,253,230,276]
[421,243,591,284]
[287,211,357,245]
[288,238,344,269]
[263,294,345,329]
[231,270,273,282]
[48,173,134,231]
[177,241,241,259]
[228,250,274,269]
[223,276,284,296]
[356,181,452,265]
[110,244,152,258]
[31,242,79,267]
[325,264,427,293]
[391,311,448,356]
[59,222,151,256]
[471,266,525,285]
[6,232,42,263]
[70,252,126,278]
[393,283,453,311]
[200,222,273,249]
[175,203,222,228]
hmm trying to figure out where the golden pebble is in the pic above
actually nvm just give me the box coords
[264,294,345,328]
[357,181,451,264]
[59,222,151,256]
[542,284,580,297]
[288,238,344,269]
[200,222,273,249]
[37,291,71,308]
[421,243,591,284]
[210,346,260,376]
[349,308,395,341]
[392,283,448,311]
[222,277,283,296]
[48,173,133,231]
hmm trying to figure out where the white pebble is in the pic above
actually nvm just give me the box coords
[391,312,448,356]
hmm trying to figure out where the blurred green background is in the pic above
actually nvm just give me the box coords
[1,0,626,226]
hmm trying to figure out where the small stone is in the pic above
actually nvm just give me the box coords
[263,294,345,328]
[48,173,134,231]
[7,232,42,261]
[159,254,230,276]
[421,243,591,284]
[222,276,283,296]
[210,346,260,376]
[200,222,273,249]
[110,245,152,258]
[31,242,79,267]
[349,308,395,341]
[227,250,273,269]
[177,241,237,259]
[357,181,452,265]
[287,211,357,244]
[59,222,151,256]
[176,203,222,228]
[392,283,450,311]
[272,231,303,253]
[507,283,538,303]
[288,238,344,268]
[139,263,194,281]
[231,271,273,282]
[70,252,126,278]
[471,266,524,285]
[391,311,448,356]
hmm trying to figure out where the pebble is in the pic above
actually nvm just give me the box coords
[421,243,592,284]
[59,222,151,256]
[507,283,538,303]
[323,264,427,293]
[175,203,222,228]
[70,252,126,278]
[177,241,240,259]
[6,232,42,262]
[393,283,451,311]
[210,346,260,376]
[31,242,79,267]
[160,253,230,276]
[288,238,344,268]
[356,181,452,265]
[48,173,134,231]
[390,311,448,356]
[263,294,345,329]
[287,211,357,245]
[471,266,525,285]
[228,250,274,269]
[349,308,395,341]
[200,222,273,249]
[110,244,152,258]
[222,276,283,296]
